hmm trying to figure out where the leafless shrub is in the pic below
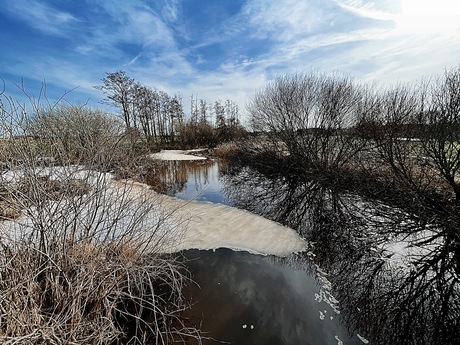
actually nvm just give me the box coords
[27,104,124,167]
[0,89,201,344]
[248,72,369,170]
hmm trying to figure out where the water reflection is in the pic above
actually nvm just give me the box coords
[151,158,459,344]
[182,248,361,345]
[145,160,229,204]
[223,164,460,345]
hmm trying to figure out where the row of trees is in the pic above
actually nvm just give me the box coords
[248,67,460,207]
[95,71,245,148]
[246,66,460,276]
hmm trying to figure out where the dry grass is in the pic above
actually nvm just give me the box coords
[0,185,21,220]
[0,164,203,344]
[213,143,240,159]
[0,170,201,344]
[0,239,197,344]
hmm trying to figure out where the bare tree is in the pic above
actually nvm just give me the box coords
[420,66,460,204]
[95,71,136,129]
[370,84,430,195]
[248,72,366,170]
[199,99,208,125]
[169,94,184,142]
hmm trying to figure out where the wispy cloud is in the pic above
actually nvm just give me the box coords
[242,0,334,42]
[334,0,397,21]
[2,0,79,36]
[162,0,180,24]
[0,0,459,118]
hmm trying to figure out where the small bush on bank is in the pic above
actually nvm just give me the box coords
[27,105,124,166]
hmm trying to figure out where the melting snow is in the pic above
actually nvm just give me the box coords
[314,264,341,315]
[2,165,308,257]
[335,335,343,345]
[319,311,325,320]
[128,180,308,256]
[149,150,207,161]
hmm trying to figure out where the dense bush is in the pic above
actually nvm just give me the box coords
[0,94,200,344]
[27,105,123,165]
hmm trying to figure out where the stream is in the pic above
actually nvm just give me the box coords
[146,158,459,345]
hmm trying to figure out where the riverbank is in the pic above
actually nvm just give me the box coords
[142,149,307,256]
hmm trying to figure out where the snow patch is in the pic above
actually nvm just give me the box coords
[1,165,308,257]
[149,150,207,161]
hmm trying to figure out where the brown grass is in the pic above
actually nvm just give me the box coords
[0,238,197,344]
[0,171,201,344]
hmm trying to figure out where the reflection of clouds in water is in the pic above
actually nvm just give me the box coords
[184,249,360,345]
[179,161,227,203]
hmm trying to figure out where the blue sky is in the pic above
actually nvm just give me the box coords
[1,0,459,119]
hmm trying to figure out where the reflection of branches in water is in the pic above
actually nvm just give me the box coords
[145,160,217,196]
[222,164,459,345]
[334,235,459,345]
[145,160,187,195]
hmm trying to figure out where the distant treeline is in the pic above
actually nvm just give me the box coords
[95,71,246,148]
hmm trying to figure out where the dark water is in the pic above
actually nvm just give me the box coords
[182,249,361,345]
[148,160,363,344]
[149,159,459,345]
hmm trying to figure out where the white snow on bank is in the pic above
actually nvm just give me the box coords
[0,167,179,254]
[1,164,308,257]
[124,180,308,256]
[149,150,207,161]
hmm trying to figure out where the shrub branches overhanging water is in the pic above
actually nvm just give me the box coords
[241,67,460,345]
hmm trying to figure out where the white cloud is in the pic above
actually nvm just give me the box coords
[3,0,79,36]
[125,0,460,121]
[243,0,333,41]
[2,0,459,123]
[162,0,180,23]
[334,0,397,21]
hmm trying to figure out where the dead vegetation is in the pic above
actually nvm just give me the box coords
[0,240,196,344]
[0,90,201,344]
